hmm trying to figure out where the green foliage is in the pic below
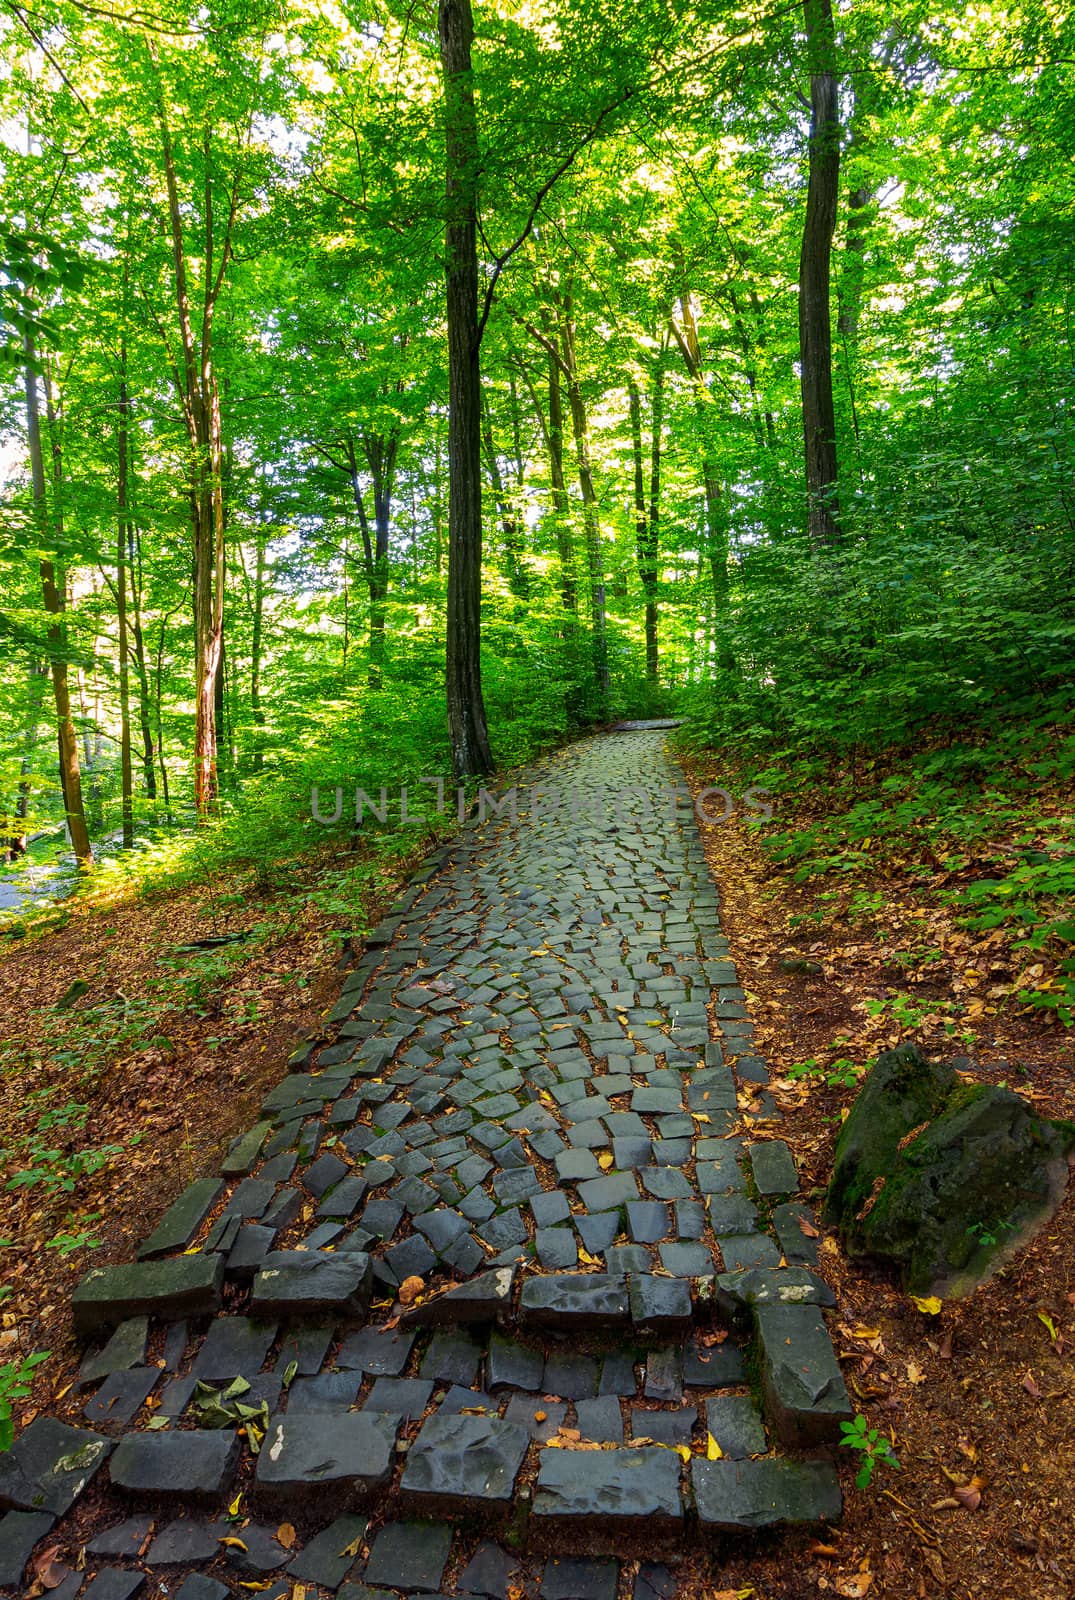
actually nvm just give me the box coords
[788,1055,864,1090]
[839,1413,901,1490]
[0,1348,49,1454]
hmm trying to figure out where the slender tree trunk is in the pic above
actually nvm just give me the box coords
[432,419,444,576]
[438,0,493,777]
[670,296,726,601]
[117,360,134,847]
[129,617,157,802]
[523,354,579,618]
[628,363,664,684]
[215,630,231,783]
[481,389,527,597]
[157,102,232,818]
[559,308,609,706]
[668,295,733,660]
[799,0,842,543]
[23,335,92,867]
[836,77,878,450]
[343,432,395,691]
[125,520,158,802]
[8,660,47,860]
[545,356,579,617]
[368,439,395,689]
[250,527,266,769]
[155,613,173,821]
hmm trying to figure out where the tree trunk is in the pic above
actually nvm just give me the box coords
[117,360,134,848]
[343,431,396,691]
[155,612,174,821]
[836,75,879,449]
[559,307,609,707]
[799,0,841,544]
[669,295,732,655]
[8,660,47,860]
[23,334,93,868]
[157,102,231,818]
[250,526,266,769]
[522,353,579,618]
[438,0,493,778]
[545,355,579,618]
[628,362,664,684]
[125,520,158,802]
[481,389,527,598]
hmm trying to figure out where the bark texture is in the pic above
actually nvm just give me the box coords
[439,0,494,777]
[799,0,842,544]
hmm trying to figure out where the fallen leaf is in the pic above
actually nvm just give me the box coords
[1023,1371,1043,1398]
[398,1275,425,1305]
[31,1546,65,1590]
[1037,1310,1058,1341]
[534,1410,547,1423]
[228,1493,244,1517]
[835,1575,872,1598]
[219,1537,249,1552]
[953,1474,986,1511]
[276,1523,296,1549]
[906,1361,926,1386]
[597,1152,614,1171]
[707,1432,724,1460]
[910,1295,942,1316]
[798,1215,821,1238]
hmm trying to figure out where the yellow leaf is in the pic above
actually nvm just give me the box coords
[578,1248,602,1267]
[910,1295,942,1315]
[707,1432,724,1460]
[219,1537,249,1552]
[850,1326,881,1341]
[691,1113,711,1124]
[597,1153,613,1171]
[228,1493,244,1517]
[675,1444,692,1463]
[1038,1310,1058,1341]
[276,1523,297,1550]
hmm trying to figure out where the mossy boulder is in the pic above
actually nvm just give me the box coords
[824,1045,1075,1297]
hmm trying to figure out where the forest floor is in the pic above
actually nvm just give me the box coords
[682,744,1075,1600]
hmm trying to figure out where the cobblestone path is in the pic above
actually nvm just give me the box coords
[0,731,851,1600]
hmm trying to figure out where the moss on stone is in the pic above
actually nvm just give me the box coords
[825,1046,1071,1297]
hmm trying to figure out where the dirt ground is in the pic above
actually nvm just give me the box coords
[681,757,1075,1600]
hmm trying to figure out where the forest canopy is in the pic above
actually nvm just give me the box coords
[0,0,1072,875]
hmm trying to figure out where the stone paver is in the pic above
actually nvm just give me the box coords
[3,730,849,1595]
